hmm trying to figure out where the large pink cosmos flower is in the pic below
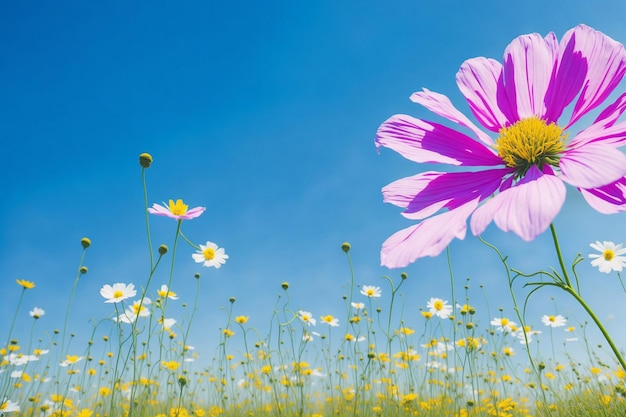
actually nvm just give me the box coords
[376,25,626,268]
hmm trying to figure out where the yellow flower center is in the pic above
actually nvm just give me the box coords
[168,199,188,216]
[501,318,509,326]
[112,290,124,299]
[132,304,146,315]
[495,117,567,177]
[203,247,216,260]
[433,300,444,311]
[603,249,615,261]
[548,316,556,322]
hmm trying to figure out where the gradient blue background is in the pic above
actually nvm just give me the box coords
[2,1,625,365]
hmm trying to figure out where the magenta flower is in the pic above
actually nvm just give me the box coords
[148,199,206,220]
[376,25,626,268]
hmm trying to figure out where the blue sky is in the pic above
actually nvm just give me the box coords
[1,1,625,365]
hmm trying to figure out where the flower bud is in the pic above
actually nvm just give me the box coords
[81,238,91,249]
[79,266,88,275]
[158,245,168,255]
[341,242,351,253]
[139,153,153,168]
[281,282,289,290]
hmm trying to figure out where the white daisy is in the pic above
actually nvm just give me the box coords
[360,285,382,298]
[426,297,452,319]
[320,315,339,327]
[100,283,136,303]
[589,241,626,273]
[29,307,45,319]
[542,314,567,328]
[298,310,316,326]
[192,241,229,268]
[490,317,517,332]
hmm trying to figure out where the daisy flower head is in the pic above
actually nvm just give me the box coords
[542,314,567,328]
[589,241,626,273]
[320,315,339,327]
[426,297,453,319]
[298,310,316,326]
[376,25,626,268]
[148,199,205,221]
[100,283,136,303]
[29,307,45,319]
[0,399,20,413]
[192,241,229,268]
[360,285,382,298]
[490,317,517,333]
[157,284,178,300]
[351,301,365,310]
[512,325,542,344]
[116,298,152,324]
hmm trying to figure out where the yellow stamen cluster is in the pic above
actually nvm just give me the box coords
[495,117,567,177]
[168,199,188,216]
[203,247,216,260]
[603,249,615,261]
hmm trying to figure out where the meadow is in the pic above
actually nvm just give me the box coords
[1,153,625,417]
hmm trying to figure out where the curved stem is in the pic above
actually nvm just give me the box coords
[549,224,572,288]
[550,223,625,371]
[563,285,626,371]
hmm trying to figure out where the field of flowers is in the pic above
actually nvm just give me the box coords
[3,23,626,417]
[1,153,625,417]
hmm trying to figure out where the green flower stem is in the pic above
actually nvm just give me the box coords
[142,167,154,270]
[549,224,573,288]
[562,284,626,371]
[549,223,626,371]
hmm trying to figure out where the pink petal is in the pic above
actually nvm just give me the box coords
[470,166,566,241]
[579,177,626,214]
[375,114,503,166]
[560,143,626,189]
[410,88,494,145]
[383,169,510,220]
[592,92,626,129]
[502,32,557,119]
[543,30,588,123]
[563,25,626,128]
[148,203,172,217]
[381,199,479,268]
[181,206,206,219]
[569,120,626,149]
[456,57,516,131]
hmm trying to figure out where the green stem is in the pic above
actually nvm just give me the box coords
[549,223,625,371]
[142,167,154,270]
[549,224,572,288]
[562,285,626,371]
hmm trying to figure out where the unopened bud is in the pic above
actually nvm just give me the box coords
[139,153,153,168]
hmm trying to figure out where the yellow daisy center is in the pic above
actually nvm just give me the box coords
[603,249,615,261]
[168,199,188,216]
[132,304,147,315]
[203,247,216,260]
[495,117,567,177]
[548,316,556,322]
[433,300,444,311]
[501,318,509,326]
[112,290,124,299]
[367,289,375,296]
